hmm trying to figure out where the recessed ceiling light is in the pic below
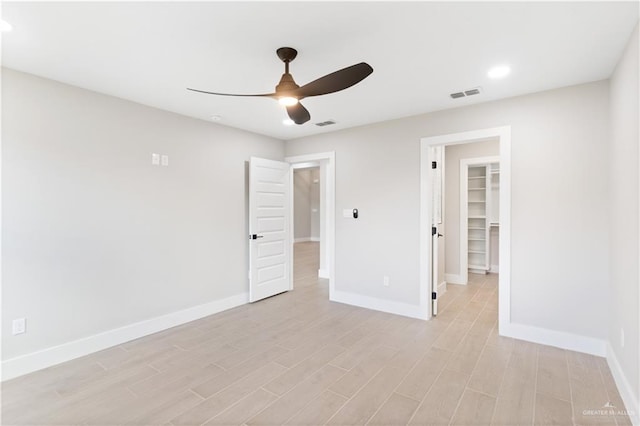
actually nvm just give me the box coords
[488,65,511,79]
[282,119,295,126]
[0,20,13,33]
[210,115,222,121]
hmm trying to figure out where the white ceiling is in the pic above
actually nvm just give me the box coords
[2,2,638,140]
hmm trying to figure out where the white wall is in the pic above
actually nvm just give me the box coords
[444,140,499,280]
[608,22,639,418]
[285,80,610,343]
[2,69,284,364]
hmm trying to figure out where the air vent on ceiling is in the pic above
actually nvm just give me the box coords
[315,120,336,127]
[450,87,482,99]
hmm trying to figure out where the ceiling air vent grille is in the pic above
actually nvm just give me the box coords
[450,87,482,99]
[315,120,336,127]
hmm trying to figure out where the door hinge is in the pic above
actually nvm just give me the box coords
[432,292,437,300]
[432,226,437,236]
[432,161,437,169]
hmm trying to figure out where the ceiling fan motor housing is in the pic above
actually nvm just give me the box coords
[275,72,300,95]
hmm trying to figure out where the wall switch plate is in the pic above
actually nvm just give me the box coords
[383,276,390,287]
[12,318,26,335]
[161,155,169,166]
[343,209,352,218]
[151,153,160,166]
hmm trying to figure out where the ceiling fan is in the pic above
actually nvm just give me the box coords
[188,47,373,125]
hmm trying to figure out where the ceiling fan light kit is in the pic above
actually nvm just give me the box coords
[188,47,373,125]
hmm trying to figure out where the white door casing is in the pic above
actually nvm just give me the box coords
[249,157,291,302]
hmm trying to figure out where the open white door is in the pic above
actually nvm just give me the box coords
[249,157,291,302]
[430,146,444,316]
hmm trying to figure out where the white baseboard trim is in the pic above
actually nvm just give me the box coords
[607,342,639,425]
[438,281,447,294]
[445,273,466,285]
[501,322,606,356]
[294,237,320,243]
[490,265,499,273]
[318,269,330,279]
[1,292,249,381]
[331,290,427,320]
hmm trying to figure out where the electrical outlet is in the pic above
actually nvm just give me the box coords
[621,328,625,348]
[12,318,26,335]
[161,155,169,166]
[151,153,160,166]
[383,276,390,287]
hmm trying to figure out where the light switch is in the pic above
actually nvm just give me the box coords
[151,153,160,166]
[161,155,169,166]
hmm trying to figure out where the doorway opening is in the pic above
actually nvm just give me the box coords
[420,126,511,334]
[286,152,335,298]
[292,165,321,288]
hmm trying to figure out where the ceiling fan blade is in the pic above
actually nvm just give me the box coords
[294,62,373,98]
[286,102,311,125]
[187,88,275,97]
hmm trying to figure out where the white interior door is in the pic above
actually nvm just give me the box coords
[431,146,444,316]
[249,157,291,302]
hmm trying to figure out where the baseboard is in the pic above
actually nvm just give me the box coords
[1,292,249,381]
[607,342,639,425]
[501,322,606,356]
[490,265,499,273]
[438,280,447,295]
[331,290,428,320]
[445,273,466,285]
[318,269,330,279]
[294,237,320,243]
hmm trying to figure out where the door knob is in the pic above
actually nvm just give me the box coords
[250,234,264,240]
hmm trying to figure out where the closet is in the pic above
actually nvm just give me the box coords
[467,162,499,274]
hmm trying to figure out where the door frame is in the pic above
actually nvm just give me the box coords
[420,126,511,332]
[460,155,500,285]
[285,151,335,298]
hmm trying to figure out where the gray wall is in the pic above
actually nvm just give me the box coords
[285,80,610,341]
[444,140,499,279]
[608,23,639,407]
[1,69,284,360]
[309,168,320,240]
[294,169,312,239]
[293,168,321,241]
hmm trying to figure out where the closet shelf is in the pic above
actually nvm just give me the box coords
[468,215,486,219]
[468,200,486,203]
[469,188,486,191]
[468,250,486,254]
[468,176,486,180]
[468,238,485,241]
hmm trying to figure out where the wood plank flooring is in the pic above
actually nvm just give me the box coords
[1,242,631,425]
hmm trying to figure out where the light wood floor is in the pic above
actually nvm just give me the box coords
[1,242,630,425]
